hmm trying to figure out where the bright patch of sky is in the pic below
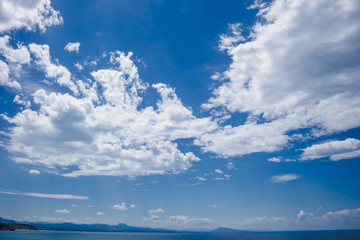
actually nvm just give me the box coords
[0,0,360,231]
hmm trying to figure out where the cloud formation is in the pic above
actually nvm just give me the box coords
[1,0,360,180]
[0,35,31,89]
[28,169,40,174]
[268,157,281,163]
[301,138,360,161]
[0,0,63,33]
[0,190,89,200]
[113,202,128,211]
[3,49,217,177]
[148,208,164,214]
[199,0,360,157]
[64,42,80,53]
[235,208,360,230]
[55,209,69,214]
[29,43,79,94]
[270,174,301,183]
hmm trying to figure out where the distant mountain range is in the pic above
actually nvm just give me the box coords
[0,217,246,233]
[0,217,175,232]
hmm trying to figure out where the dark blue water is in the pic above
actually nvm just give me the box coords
[0,230,360,240]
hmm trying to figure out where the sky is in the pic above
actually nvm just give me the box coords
[0,0,360,231]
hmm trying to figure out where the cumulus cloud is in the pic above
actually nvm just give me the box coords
[0,0,63,33]
[97,211,104,216]
[297,210,314,220]
[55,209,69,214]
[0,36,31,64]
[214,169,223,174]
[0,35,31,89]
[13,95,31,108]
[3,48,217,177]
[199,0,360,157]
[0,60,18,89]
[270,174,300,183]
[74,62,83,71]
[0,190,88,200]
[113,202,128,211]
[301,138,360,161]
[29,43,79,95]
[64,42,80,53]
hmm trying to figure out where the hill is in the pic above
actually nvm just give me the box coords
[0,222,37,231]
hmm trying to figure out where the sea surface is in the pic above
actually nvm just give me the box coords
[0,230,360,240]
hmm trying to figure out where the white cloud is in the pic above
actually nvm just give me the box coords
[28,169,40,174]
[113,202,128,211]
[130,204,136,208]
[3,51,217,177]
[301,138,360,161]
[97,211,104,216]
[166,215,215,228]
[214,169,223,174]
[74,62,83,71]
[199,0,360,157]
[236,216,288,230]
[29,43,79,95]
[0,36,31,64]
[0,36,32,90]
[268,157,281,163]
[0,190,89,200]
[0,0,63,33]
[226,162,237,170]
[64,42,80,53]
[235,208,360,230]
[297,210,314,220]
[143,214,215,230]
[270,174,301,183]
[194,176,207,181]
[219,23,245,51]
[55,209,69,214]
[148,208,164,214]
[322,208,360,221]
[195,121,289,157]
[13,95,31,108]
[0,60,20,89]
[143,214,160,221]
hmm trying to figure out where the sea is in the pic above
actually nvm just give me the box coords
[1,230,360,240]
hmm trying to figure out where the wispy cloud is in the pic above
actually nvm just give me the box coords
[0,190,89,200]
[227,162,237,170]
[148,208,164,214]
[28,169,40,174]
[270,174,301,183]
[267,157,282,163]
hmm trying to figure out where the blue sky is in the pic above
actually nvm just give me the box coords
[0,0,360,231]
